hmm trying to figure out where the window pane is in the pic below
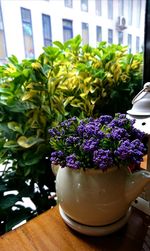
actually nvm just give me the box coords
[118,0,124,16]
[63,19,73,42]
[82,22,89,45]
[136,36,140,52]
[21,8,34,58]
[128,34,132,53]
[128,0,133,25]
[42,14,52,46]
[64,0,73,8]
[108,0,113,19]
[0,31,7,58]
[0,4,7,59]
[108,29,113,44]
[118,31,123,44]
[21,8,31,22]
[95,0,101,16]
[96,26,102,42]
[81,0,88,12]
[136,0,142,27]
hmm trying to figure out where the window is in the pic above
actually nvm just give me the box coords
[96,26,102,42]
[64,0,73,8]
[0,4,7,60]
[82,22,89,45]
[42,14,52,46]
[118,31,123,44]
[108,0,113,19]
[128,0,133,25]
[95,0,101,16]
[63,19,73,42]
[118,0,124,16]
[108,29,113,44]
[21,8,34,58]
[136,36,140,52]
[136,0,142,27]
[128,34,132,53]
[81,0,88,12]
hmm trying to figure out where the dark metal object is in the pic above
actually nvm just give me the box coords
[143,0,150,84]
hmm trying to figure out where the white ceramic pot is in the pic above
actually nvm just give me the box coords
[56,166,150,227]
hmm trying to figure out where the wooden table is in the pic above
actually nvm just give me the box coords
[0,205,150,251]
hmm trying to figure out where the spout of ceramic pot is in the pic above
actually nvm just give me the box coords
[51,164,60,176]
[126,170,150,204]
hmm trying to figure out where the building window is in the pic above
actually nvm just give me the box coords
[96,26,102,42]
[128,0,133,25]
[108,29,113,44]
[64,0,73,8]
[136,0,142,27]
[108,0,113,19]
[118,31,123,44]
[0,4,7,60]
[128,34,132,53]
[42,14,52,47]
[118,0,124,16]
[63,19,73,42]
[136,36,140,52]
[21,7,34,58]
[95,0,101,16]
[81,0,88,12]
[82,22,89,45]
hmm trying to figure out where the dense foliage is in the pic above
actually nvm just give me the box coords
[0,35,143,234]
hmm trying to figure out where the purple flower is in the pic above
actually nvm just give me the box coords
[82,138,99,152]
[109,128,129,140]
[48,128,60,136]
[98,115,113,125]
[93,149,113,170]
[50,150,64,165]
[49,113,146,170]
[114,139,145,164]
[66,136,80,145]
[66,154,80,169]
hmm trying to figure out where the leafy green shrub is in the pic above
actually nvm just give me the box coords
[0,35,143,234]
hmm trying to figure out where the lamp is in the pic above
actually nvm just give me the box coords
[127,82,150,209]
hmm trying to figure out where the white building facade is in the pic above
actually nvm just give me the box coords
[0,0,146,63]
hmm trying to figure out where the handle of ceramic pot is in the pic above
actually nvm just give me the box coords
[132,82,150,104]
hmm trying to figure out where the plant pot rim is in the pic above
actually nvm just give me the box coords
[62,165,129,174]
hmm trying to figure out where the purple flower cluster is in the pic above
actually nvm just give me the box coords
[93,149,113,170]
[66,154,81,169]
[49,114,146,171]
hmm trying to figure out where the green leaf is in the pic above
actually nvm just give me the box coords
[4,141,19,148]
[7,122,23,134]
[0,195,20,210]
[17,136,44,148]
[5,206,34,232]
[53,41,64,50]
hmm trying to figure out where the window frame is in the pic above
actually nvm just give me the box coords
[62,19,73,42]
[81,0,88,12]
[108,29,113,44]
[0,3,7,60]
[82,22,89,45]
[64,0,73,8]
[95,0,101,16]
[21,7,35,58]
[42,14,52,47]
[96,25,102,42]
[108,0,113,19]
[118,31,123,44]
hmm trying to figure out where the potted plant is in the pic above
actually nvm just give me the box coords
[49,114,150,236]
[0,35,143,234]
